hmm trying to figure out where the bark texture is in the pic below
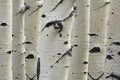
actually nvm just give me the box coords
[88,0,110,80]
[12,0,26,80]
[39,0,76,80]
[68,0,90,80]
[25,0,42,80]
[0,0,12,80]
[105,0,120,80]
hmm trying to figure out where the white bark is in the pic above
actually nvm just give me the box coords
[0,0,12,80]
[24,0,42,80]
[12,0,27,80]
[68,0,90,80]
[39,0,76,80]
[105,0,120,79]
[88,0,110,80]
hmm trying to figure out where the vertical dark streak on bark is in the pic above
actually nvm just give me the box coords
[51,0,64,11]
[37,58,40,80]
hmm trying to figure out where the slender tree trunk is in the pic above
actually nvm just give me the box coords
[39,0,75,80]
[0,0,12,80]
[68,0,90,80]
[105,0,120,79]
[88,0,110,80]
[12,0,27,80]
[24,0,42,80]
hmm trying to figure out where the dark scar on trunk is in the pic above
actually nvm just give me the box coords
[26,74,36,80]
[23,41,32,44]
[111,42,120,46]
[89,47,101,53]
[26,54,34,59]
[88,72,104,80]
[105,73,120,80]
[6,51,12,54]
[94,1,110,10]
[51,0,64,11]
[89,33,99,36]
[50,46,73,68]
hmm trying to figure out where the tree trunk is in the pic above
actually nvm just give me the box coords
[68,0,90,80]
[0,0,12,80]
[12,0,27,80]
[105,0,120,79]
[24,0,42,80]
[88,0,110,80]
[39,0,75,80]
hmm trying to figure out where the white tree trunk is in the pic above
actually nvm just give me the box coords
[105,0,120,79]
[12,0,27,80]
[24,0,42,80]
[0,0,12,80]
[68,0,90,80]
[88,0,110,80]
[39,0,75,80]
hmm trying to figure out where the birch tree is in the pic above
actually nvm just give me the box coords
[0,0,12,80]
[39,0,76,80]
[68,0,90,80]
[12,0,29,79]
[24,0,42,80]
[105,0,120,79]
[88,0,110,80]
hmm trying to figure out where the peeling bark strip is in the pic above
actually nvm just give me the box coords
[26,74,36,80]
[105,73,120,80]
[88,72,104,80]
[41,20,63,34]
[51,0,64,11]
[89,47,101,53]
[37,58,40,80]
[50,46,73,68]
[16,3,30,15]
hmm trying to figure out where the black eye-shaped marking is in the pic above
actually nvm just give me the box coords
[41,20,63,35]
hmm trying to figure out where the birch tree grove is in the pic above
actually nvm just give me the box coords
[1,0,120,80]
